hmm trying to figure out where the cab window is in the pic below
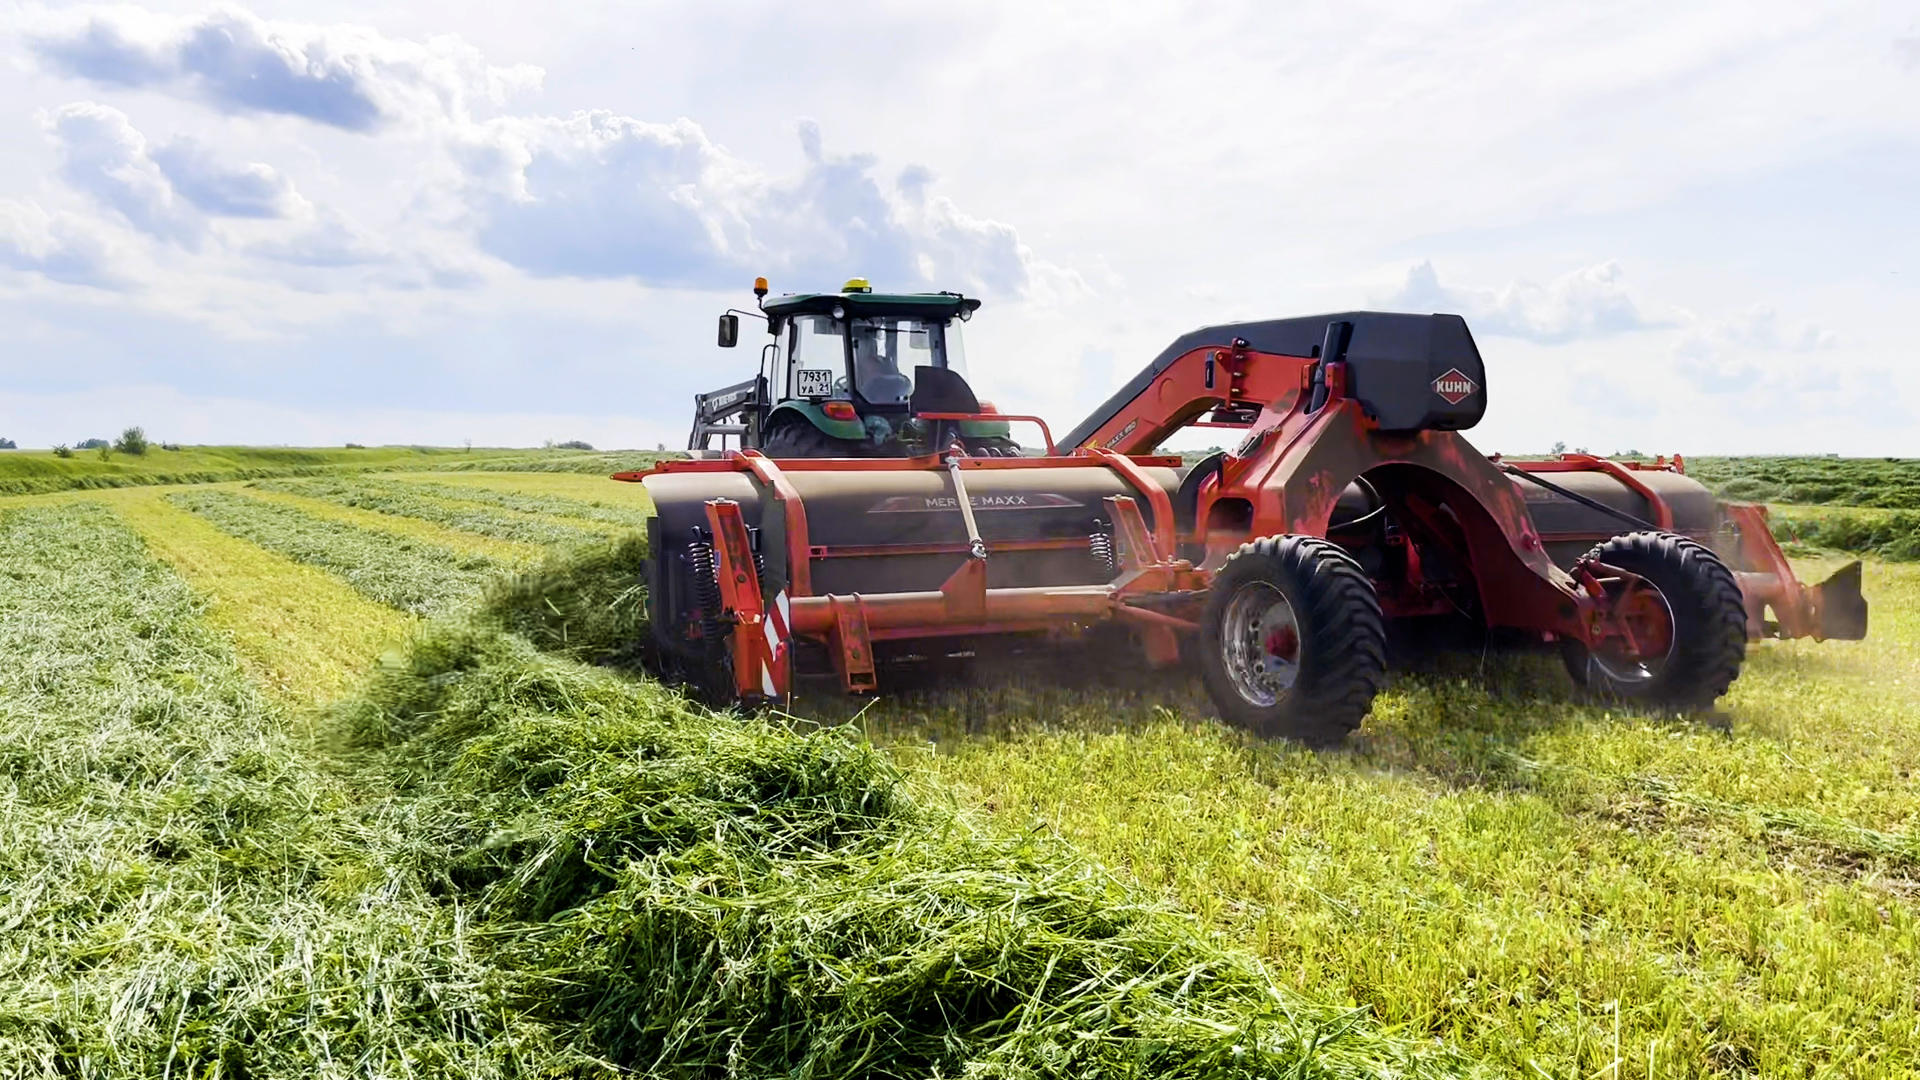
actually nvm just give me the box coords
[847,317,933,405]
[787,315,849,400]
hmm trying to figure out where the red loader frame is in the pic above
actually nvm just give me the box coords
[624,321,1860,708]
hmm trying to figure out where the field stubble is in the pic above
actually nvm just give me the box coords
[3,464,1916,1078]
[253,477,617,547]
[169,489,502,616]
[0,500,1471,1079]
[833,562,1920,1078]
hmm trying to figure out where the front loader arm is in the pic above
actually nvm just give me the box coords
[1065,339,1315,454]
[688,376,767,452]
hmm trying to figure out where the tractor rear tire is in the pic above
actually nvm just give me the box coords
[1561,531,1747,711]
[1198,535,1387,747]
[761,419,864,458]
[963,436,1022,457]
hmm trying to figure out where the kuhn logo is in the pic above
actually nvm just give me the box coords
[1432,368,1478,405]
[869,493,1084,513]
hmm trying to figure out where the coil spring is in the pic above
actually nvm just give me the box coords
[685,536,726,644]
[1088,527,1116,574]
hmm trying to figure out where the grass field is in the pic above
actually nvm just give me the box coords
[0,445,675,495]
[1687,456,1920,509]
[1,459,1914,1077]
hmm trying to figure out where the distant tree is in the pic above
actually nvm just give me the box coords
[96,444,111,461]
[53,444,72,458]
[0,437,15,449]
[557,440,594,450]
[77,438,109,450]
[345,442,365,449]
[1550,440,1567,456]
[114,426,149,455]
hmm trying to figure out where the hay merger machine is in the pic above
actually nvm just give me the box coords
[619,279,1867,744]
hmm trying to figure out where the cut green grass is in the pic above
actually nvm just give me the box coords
[384,474,653,529]
[0,444,577,495]
[1688,455,1920,509]
[329,575,1479,1079]
[0,501,555,1076]
[107,488,418,705]
[1770,508,1920,561]
[244,485,540,563]
[840,565,1920,1078]
[0,506,1474,1078]
[170,489,499,616]
[254,477,613,547]
[426,449,672,475]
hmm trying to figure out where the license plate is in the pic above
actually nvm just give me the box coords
[795,368,835,398]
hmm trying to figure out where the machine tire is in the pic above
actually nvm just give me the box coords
[761,417,864,458]
[1561,531,1747,711]
[1198,535,1386,747]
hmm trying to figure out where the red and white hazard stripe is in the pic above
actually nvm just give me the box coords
[759,589,790,698]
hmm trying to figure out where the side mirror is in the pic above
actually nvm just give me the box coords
[717,313,740,348]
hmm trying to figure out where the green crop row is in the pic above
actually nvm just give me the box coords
[389,477,653,529]
[1773,510,1920,560]
[0,501,1469,1077]
[254,477,611,547]
[324,557,1474,1079]
[1687,456,1920,508]
[428,450,674,474]
[169,490,497,615]
[0,502,546,1075]
[0,445,587,496]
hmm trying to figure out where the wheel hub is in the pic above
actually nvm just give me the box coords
[1589,575,1677,684]
[1221,582,1301,707]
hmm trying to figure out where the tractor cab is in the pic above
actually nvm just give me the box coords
[690,278,1017,458]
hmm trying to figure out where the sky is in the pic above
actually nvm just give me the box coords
[0,0,1914,455]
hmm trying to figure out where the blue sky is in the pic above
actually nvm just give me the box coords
[0,1,1914,453]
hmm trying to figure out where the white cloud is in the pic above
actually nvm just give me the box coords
[44,101,198,243]
[244,216,384,267]
[26,7,543,130]
[151,136,305,218]
[460,114,1050,298]
[1383,260,1658,343]
[0,200,126,288]
[42,100,306,249]
[1670,304,1839,394]
[0,383,679,450]
[11,10,1059,305]
[0,2,1911,452]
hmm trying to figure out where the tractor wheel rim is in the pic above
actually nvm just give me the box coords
[1221,582,1300,707]
[1591,584,1676,685]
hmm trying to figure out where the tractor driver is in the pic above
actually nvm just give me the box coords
[847,318,919,406]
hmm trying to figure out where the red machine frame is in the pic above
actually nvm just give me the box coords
[622,339,1849,704]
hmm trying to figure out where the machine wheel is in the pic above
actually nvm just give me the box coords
[1198,535,1387,747]
[761,418,864,458]
[1561,531,1747,711]
[963,436,1022,457]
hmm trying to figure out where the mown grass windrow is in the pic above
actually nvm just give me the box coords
[170,489,497,615]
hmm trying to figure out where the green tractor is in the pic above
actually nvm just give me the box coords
[690,277,1019,458]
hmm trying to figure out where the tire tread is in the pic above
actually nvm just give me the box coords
[1566,530,1747,710]
[1200,535,1386,746]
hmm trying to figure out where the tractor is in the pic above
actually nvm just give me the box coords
[689,277,1021,458]
[629,302,1868,745]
